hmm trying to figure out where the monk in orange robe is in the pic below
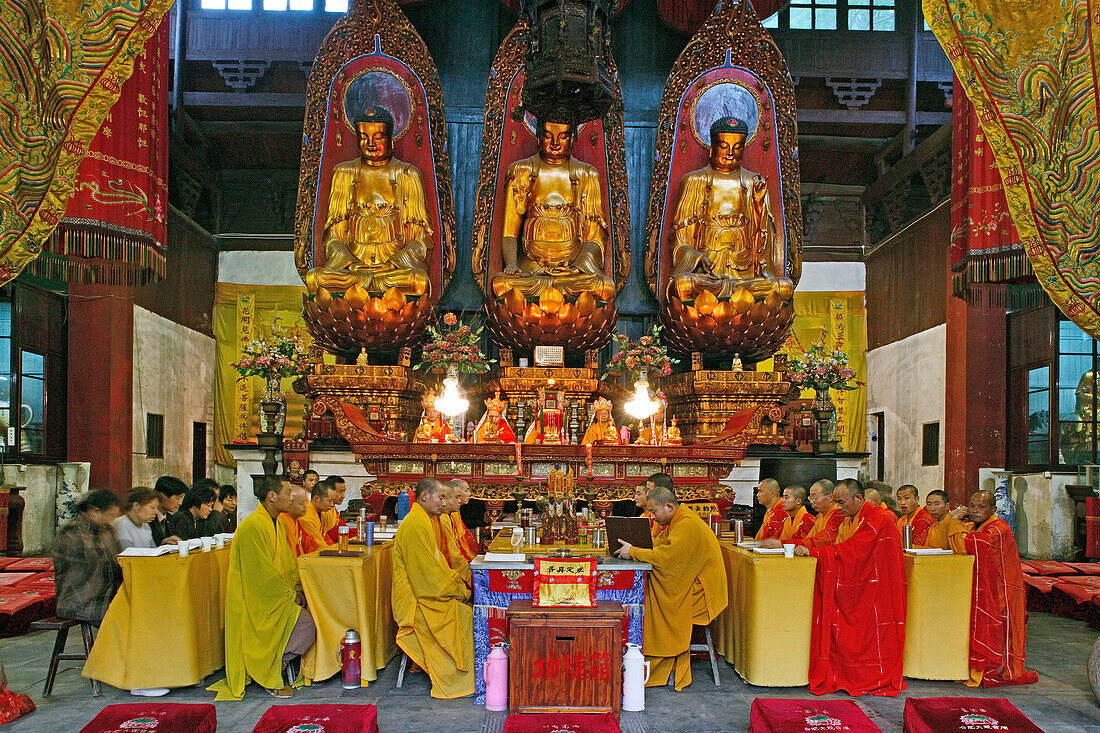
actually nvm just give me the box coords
[753,479,787,541]
[792,479,906,696]
[278,485,310,558]
[297,480,337,554]
[435,484,472,589]
[947,490,1038,688]
[779,485,815,541]
[896,484,935,546]
[446,479,480,561]
[321,476,352,545]
[918,489,961,550]
[645,473,676,541]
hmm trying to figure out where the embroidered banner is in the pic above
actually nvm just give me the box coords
[233,293,256,443]
[0,0,172,284]
[926,0,1100,337]
[828,297,849,449]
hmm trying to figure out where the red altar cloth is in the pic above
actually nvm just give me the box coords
[749,699,882,733]
[902,697,1042,733]
[502,713,620,733]
[78,704,217,733]
[251,705,378,733]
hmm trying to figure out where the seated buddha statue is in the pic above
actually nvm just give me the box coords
[582,397,621,445]
[413,391,454,444]
[305,106,432,298]
[667,116,793,304]
[666,417,683,446]
[473,390,518,444]
[491,120,615,303]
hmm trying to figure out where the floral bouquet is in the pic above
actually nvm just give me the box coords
[415,312,494,375]
[786,340,859,397]
[232,316,312,381]
[602,325,678,379]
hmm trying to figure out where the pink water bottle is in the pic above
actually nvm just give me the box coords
[340,629,362,689]
[484,643,509,711]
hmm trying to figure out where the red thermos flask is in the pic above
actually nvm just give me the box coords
[340,629,362,689]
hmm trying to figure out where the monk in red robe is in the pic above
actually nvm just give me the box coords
[779,485,815,541]
[792,478,906,696]
[754,479,787,541]
[896,484,935,546]
[948,490,1038,688]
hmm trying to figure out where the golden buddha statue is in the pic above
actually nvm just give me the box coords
[667,417,683,446]
[473,390,518,444]
[667,116,793,304]
[1061,369,1096,463]
[633,419,651,446]
[305,106,432,298]
[581,397,621,445]
[413,391,454,444]
[491,120,615,303]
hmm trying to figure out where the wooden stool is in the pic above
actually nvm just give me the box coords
[30,616,101,697]
[689,623,720,687]
[395,651,423,688]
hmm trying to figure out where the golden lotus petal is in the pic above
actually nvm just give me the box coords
[525,302,544,321]
[383,287,406,311]
[557,302,575,322]
[345,284,370,311]
[366,297,387,320]
[315,287,333,307]
[731,287,755,313]
[506,287,526,315]
[576,291,596,318]
[539,287,564,314]
[695,289,718,315]
[713,300,731,323]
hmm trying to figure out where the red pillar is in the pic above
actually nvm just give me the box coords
[944,281,1006,504]
[67,285,134,493]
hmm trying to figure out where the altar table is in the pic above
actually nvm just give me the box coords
[84,548,230,690]
[471,537,649,705]
[298,542,398,687]
[713,544,975,686]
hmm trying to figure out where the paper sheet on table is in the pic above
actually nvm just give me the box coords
[905,548,953,555]
[119,545,177,557]
[484,553,526,562]
[752,547,785,555]
[738,541,761,548]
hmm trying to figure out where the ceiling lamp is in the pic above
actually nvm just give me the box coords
[436,367,469,417]
[625,376,660,420]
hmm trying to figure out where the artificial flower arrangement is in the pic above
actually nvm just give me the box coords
[602,324,678,379]
[232,315,313,381]
[786,340,859,397]
[415,311,494,375]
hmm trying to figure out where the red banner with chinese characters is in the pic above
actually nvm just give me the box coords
[29,23,168,286]
[949,77,1028,301]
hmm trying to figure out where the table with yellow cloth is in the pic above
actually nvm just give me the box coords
[903,552,974,680]
[713,544,817,686]
[84,548,231,689]
[298,542,398,687]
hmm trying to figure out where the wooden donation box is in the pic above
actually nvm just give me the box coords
[507,599,625,714]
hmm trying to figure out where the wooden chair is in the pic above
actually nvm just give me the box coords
[30,616,101,697]
[688,623,720,687]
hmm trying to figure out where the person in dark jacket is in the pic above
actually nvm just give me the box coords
[168,484,218,540]
[53,490,123,624]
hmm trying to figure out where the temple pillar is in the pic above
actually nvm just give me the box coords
[67,284,134,493]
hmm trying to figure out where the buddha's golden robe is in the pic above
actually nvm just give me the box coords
[392,503,474,698]
[492,156,614,301]
[306,157,432,297]
[668,165,789,301]
[209,507,303,700]
[628,505,727,690]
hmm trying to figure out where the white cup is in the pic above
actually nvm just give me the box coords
[178,542,189,557]
[215,536,225,549]
[783,543,795,559]
[200,537,213,552]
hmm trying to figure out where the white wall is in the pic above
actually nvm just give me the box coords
[798,261,865,292]
[218,250,301,286]
[999,471,1075,560]
[131,306,217,487]
[865,324,946,492]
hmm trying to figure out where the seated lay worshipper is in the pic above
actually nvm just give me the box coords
[615,485,727,691]
[447,479,480,561]
[946,490,1039,688]
[168,483,218,540]
[780,485,815,541]
[918,489,958,550]
[113,487,160,550]
[896,484,935,545]
[789,478,907,696]
[392,477,475,699]
[278,484,310,557]
[151,475,187,545]
[321,475,350,544]
[218,484,238,533]
[54,489,123,626]
[299,479,337,553]
[754,478,787,540]
[211,475,317,700]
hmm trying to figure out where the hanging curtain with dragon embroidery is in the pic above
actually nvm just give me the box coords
[0,0,172,285]
[926,0,1100,337]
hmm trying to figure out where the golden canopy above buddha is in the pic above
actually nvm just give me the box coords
[305,106,432,299]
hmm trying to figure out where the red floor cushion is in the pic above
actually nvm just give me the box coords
[13,572,53,587]
[0,574,34,588]
[1023,575,1059,613]
[1020,560,1076,576]
[1051,578,1100,620]
[502,713,620,733]
[903,697,1043,733]
[750,699,882,732]
[0,559,19,571]
[1064,562,1100,575]
[252,705,378,733]
[79,704,216,733]
[6,558,52,572]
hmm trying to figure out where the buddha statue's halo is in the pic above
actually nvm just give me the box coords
[342,68,414,141]
[690,80,761,149]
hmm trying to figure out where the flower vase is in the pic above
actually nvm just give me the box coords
[992,470,1016,532]
[812,392,838,454]
[261,376,287,436]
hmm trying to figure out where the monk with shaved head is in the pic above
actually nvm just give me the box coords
[754,478,787,540]
[895,484,935,546]
[779,485,814,541]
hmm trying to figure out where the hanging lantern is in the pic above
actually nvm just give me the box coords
[521,0,617,126]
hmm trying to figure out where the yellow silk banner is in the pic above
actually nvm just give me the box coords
[759,290,867,453]
[925,0,1100,337]
[213,283,329,468]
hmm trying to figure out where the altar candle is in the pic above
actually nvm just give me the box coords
[585,444,594,476]
[515,442,522,475]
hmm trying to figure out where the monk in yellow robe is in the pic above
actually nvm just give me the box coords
[615,485,727,690]
[447,479,480,561]
[299,480,336,554]
[278,484,310,558]
[210,475,316,700]
[436,483,472,588]
[392,477,474,698]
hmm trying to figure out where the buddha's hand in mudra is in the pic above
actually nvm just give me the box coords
[615,539,632,559]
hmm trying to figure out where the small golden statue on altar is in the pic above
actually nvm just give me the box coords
[305,107,432,299]
[633,419,651,446]
[581,397,620,445]
[667,417,683,445]
[413,390,455,444]
[524,383,567,445]
[473,390,518,444]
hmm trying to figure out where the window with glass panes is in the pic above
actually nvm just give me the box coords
[848,0,895,31]
[1057,319,1098,465]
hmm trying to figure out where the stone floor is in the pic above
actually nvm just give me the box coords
[1,612,1098,732]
